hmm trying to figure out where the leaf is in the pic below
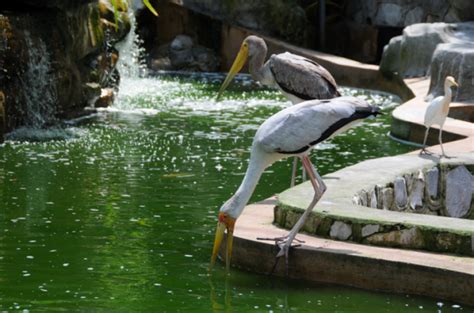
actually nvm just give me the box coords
[143,0,159,16]
[110,0,119,31]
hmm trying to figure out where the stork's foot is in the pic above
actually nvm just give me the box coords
[419,148,431,155]
[440,153,452,159]
[257,236,304,276]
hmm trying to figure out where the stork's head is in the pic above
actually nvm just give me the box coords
[445,76,459,88]
[210,210,236,272]
[216,36,267,101]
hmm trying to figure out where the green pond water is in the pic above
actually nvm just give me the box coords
[0,75,468,312]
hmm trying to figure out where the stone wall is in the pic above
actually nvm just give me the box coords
[345,0,474,28]
[0,0,130,136]
[353,164,474,219]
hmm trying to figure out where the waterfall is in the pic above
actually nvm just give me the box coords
[115,8,147,79]
[21,31,57,128]
[114,7,149,109]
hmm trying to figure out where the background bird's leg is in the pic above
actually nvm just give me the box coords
[290,157,298,187]
[420,127,430,154]
[438,126,449,158]
[272,155,326,276]
[420,127,434,155]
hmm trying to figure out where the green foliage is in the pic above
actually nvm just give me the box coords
[143,0,159,16]
[110,0,158,30]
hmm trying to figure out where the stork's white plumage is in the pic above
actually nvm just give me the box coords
[210,96,381,272]
[421,76,458,157]
[217,35,340,186]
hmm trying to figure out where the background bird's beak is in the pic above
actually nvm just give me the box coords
[216,44,249,101]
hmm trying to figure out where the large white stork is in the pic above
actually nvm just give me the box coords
[217,35,340,186]
[210,96,381,272]
[420,76,458,158]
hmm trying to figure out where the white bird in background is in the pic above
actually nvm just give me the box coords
[420,76,458,158]
[210,96,381,273]
[217,35,340,187]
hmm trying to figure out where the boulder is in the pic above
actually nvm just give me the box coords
[425,167,439,199]
[152,35,220,72]
[409,170,425,210]
[394,177,408,209]
[366,227,425,249]
[428,42,474,102]
[361,224,380,238]
[173,0,307,45]
[380,21,474,86]
[445,165,473,218]
[329,221,352,241]
[380,23,448,77]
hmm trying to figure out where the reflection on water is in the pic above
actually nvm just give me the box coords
[0,75,468,311]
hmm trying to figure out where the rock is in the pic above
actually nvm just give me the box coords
[330,221,352,241]
[170,34,194,51]
[353,190,368,206]
[381,23,447,77]
[175,0,308,45]
[361,224,380,237]
[192,46,220,72]
[425,167,439,199]
[149,57,172,71]
[95,88,115,108]
[394,177,408,209]
[163,35,220,72]
[381,187,394,210]
[445,165,473,218]
[375,3,403,27]
[409,170,425,210]
[366,228,425,249]
[404,7,424,26]
[380,23,448,75]
[369,188,378,208]
[83,83,101,106]
[428,41,474,102]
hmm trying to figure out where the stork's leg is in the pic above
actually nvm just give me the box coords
[302,165,307,182]
[420,127,430,155]
[261,155,326,276]
[290,157,298,187]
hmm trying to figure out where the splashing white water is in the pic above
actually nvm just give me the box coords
[115,9,147,79]
[21,31,57,128]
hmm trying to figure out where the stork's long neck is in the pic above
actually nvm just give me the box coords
[221,146,269,219]
[249,46,267,82]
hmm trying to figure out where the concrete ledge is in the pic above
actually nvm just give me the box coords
[276,153,474,256]
[229,199,474,306]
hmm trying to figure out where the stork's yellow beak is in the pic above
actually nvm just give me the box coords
[209,212,236,272]
[216,43,249,101]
